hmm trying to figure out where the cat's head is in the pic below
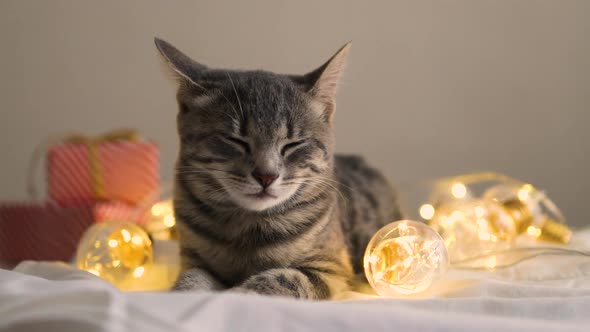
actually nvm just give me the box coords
[156,38,350,212]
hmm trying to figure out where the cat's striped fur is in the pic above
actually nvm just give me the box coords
[155,38,402,299]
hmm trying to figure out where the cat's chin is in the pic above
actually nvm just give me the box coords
[228,187,299,212]
[235,194,286,212]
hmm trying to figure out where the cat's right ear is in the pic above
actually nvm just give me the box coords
[290,42,351,121]
[154,37,207,86]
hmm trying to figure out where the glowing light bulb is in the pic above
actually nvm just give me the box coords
[419,204,436,220]
[429,199,516,261]
[163,215,176,227]
[76,221,153,289]
[483,184,571,244]
[151,202,167,216]
[527,225,542,237]
[131,235,143,245]
[451,183,467,199]
[364,220,449,296]
[426,181,474,218]
[121,229,131,242]
[133,266,145,278]
[146,199,178,241]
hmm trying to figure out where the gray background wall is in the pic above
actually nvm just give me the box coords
[1,1,589,227]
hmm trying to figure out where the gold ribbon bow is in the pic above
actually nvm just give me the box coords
[27,128,139,201]
[63,129,139,200]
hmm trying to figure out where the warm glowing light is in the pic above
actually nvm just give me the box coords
[484,183,571,244]
[147,200,177,241]
[368,255,379,264]
[485,256,497,269]
[398,221,409,231]
[451,183,467,199]
[131,235,143,245]
[364,220,449,296]
[403,256,414,268]
[419,204,435,220]
[121,229,131,242]
[151,202,166,216]
[447,211,464,226]
[429,199,516,261]
[163,215,176,227]
[527,225,542,237]
[474,205,486,218]
[76,222,153,289]
[133,266,145,278]
[450,210,463,219]
[518,184,534,202]
[478,232,491,241]
[476,218,488,228]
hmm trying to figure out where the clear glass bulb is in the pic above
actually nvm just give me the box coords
[364,220,449,296]
[483,184,571,243]
[429,199,515,261]
[76,221,153,288]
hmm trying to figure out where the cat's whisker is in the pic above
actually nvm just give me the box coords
[227,72,245,121]
[179,166,240,175]
[311,178,348,204]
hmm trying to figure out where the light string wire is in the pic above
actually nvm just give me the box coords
[450,246,590,270]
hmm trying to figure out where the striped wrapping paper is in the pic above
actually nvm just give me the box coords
[0,201,149,263]
[94,201,150,226]
[47,140,159,206]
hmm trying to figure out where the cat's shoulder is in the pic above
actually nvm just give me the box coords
[334,154,382,180]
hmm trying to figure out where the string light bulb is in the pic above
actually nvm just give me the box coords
[420,181,474,221]
[146,199,178,241]
[427,181,572,262]
[365,173,578,296]
[76,221,153,289]
[483,184,571,244]
[364,220,449,296]
[429,199,516,261]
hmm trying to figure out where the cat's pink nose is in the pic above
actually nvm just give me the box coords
[252,171,279,188]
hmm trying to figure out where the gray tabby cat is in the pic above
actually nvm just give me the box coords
[155,38,402,299]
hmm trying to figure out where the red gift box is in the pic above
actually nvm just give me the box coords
[0,201,150,263]
[93,201,150,226]
[47,139,159,206]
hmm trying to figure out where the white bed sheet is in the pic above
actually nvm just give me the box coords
[2,230,590,332]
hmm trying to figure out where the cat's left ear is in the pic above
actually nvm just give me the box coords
[291,42,351,120]
[154,37,208,86]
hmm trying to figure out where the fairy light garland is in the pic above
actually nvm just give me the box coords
[364,173,581,297]
[73,173,581,295]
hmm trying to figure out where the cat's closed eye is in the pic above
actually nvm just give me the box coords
[281,140,306,156]
[223,135,250,153]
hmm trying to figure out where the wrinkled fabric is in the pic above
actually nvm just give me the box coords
[2,230,590,332]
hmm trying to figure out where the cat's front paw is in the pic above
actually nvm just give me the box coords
[232,276,292,297]
[172,268,224,291]
[231,268,320,299]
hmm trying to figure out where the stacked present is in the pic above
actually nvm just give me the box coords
[0,129,160,264]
